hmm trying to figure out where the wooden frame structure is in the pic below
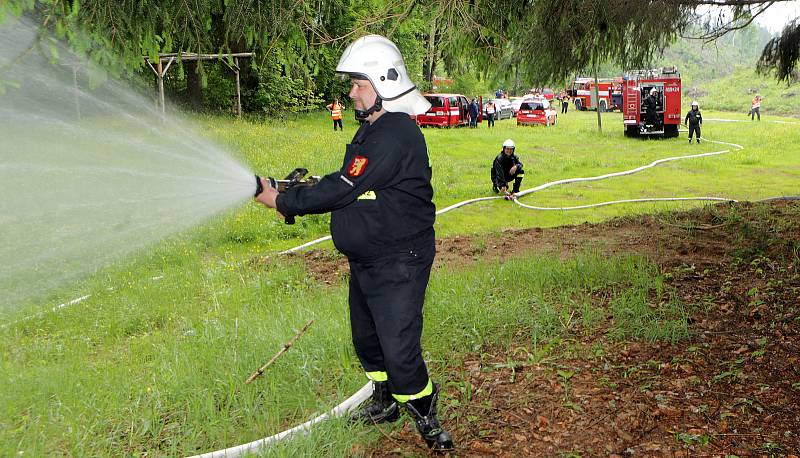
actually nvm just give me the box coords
[144,52,254,118]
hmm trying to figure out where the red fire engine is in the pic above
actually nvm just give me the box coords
[416,93,482,128]
[569,77,623,112]
[622,67,682,138]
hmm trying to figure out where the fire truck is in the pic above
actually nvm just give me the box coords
[622,67,682,138]
[569,77,623,112]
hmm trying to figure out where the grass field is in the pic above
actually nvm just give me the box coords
[1,109,799,456]
[683,66,800,116]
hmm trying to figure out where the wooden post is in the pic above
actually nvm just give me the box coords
[145,52,252,121]
[234,57,242,117]
[157,58,165,121]
[72,65,81,121]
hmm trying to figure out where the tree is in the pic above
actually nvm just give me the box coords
[452,1,799,84]
[5,0,797,115]
[758,19,800,82]
[1,0,393,112]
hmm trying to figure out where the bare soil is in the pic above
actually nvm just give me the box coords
[294,201,800,457]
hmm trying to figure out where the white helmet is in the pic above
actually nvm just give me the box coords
[336,35,430,116]
[502,139,515,149]
[691,100,699,108]
[649,88,658,95]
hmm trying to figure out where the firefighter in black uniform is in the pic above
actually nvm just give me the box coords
[491,139,524,199]
[684,100,702,144]
[255,35,453,452]
[642,87,659,131]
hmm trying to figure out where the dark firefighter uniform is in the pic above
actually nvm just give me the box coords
[491,151,524,194]
[684,107,702,143]
[276,111,436,400]
[643,92,659,127]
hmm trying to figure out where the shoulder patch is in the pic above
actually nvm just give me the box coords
[347,155,369,177]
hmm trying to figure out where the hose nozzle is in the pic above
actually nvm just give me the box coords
[254,174,264,197]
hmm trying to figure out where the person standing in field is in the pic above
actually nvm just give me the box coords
[469,98,479,128]
[485,100,496,128]
[326,99,345,131]
[750,94,762,121]
[684,100,702,144]
[255,34,453,452]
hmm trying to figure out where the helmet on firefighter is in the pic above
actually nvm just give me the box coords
[336,35,430,119]
[691,100,699,108]
[502,139,516,153]
[649,88,658,95]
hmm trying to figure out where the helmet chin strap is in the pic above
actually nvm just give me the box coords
[354,97,383,121]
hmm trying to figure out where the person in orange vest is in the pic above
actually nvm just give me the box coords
[326,98,346,130]
[485,100,496,128]
[750,94,762,121]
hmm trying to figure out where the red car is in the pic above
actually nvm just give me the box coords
[416,93,479,127]
[517,98,557,126]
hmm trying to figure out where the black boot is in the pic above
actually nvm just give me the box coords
[405,383,454,451]
[349,381,399,424]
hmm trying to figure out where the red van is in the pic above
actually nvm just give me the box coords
[417,93,478,127]
[517,98,558,126]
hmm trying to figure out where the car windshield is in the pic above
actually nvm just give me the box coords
[425,97,445,108]
[520,102,546,110]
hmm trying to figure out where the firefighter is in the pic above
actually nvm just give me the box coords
[491,139,524,199]
[684,100,703,144]
[255,34,453,452]
[326,98,345,131]
[469,98,479,128]
[642,87,659,130]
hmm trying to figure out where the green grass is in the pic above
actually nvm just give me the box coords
[1,109,799,456]
[682,66,800,117]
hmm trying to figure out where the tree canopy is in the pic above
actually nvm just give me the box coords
[1,0,797,113]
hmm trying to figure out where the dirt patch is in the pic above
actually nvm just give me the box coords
[294,202,800,456]
[294,201,798,283]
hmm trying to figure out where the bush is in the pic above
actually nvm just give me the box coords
[245,56,323,116]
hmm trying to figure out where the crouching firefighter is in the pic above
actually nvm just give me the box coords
[254,34,454,452]
[491,138,524,199]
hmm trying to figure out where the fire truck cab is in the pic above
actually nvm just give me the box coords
[622,67,681,138]
[416,93,481,128]
[569,77,623,112]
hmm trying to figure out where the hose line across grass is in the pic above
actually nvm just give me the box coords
[510,138,743,210]
[188,383,374,458]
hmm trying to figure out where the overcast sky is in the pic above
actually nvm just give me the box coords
[754,0,800,33]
